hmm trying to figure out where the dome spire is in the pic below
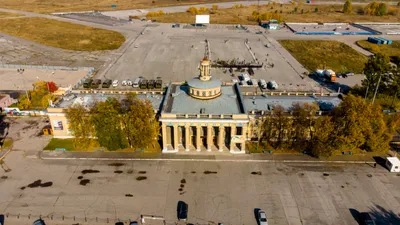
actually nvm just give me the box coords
[199,57,211,81]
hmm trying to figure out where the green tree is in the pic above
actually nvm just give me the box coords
[65,104,94,149]
[363,53,391,100]
[121,94,160,149]
[91,98,127,151]
[310,116,336,158]
[377,3,387,16]
[343,0,353,14]
[291,102,319,148]
[271,105,292,148]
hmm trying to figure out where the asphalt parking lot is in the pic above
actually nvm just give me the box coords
[95,24,321,92]
[1,151,400,225]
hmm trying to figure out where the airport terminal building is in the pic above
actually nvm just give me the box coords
[47,58,341,154]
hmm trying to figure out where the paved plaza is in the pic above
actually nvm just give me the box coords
[0,150,399,225]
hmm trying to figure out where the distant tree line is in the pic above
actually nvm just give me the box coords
[65,93,159,151]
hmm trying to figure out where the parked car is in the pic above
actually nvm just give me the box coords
[32,219,46,225]
[133,78,141,88]
[268,80,278,89]
[259,79,267,89]
[83,79,93,88]
[112,80,119,87]
[359,212,375,225]
[258,210,268,225]
[177,201,188,221]
[121,80,127,86]
[232,78,239,83]
[127,79,133,86]
[129,222,138,225]
[91,79,101,88]
[102,79,112,88]
[346,72,355,76]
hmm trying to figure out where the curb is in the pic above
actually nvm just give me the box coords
[39,155,376,164]
[0,148,12,161]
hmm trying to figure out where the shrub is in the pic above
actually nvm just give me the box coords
[343,0,353,14]
[187,6,199,15]
[314,7,318,13]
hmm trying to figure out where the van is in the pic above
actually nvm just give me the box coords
[133,78,141,88]
[83,79,93,88]
[139,79,148,89]
[91,79,101,88]
[155,79,162,89]
[147,79,156,89]
[102,79,112,88]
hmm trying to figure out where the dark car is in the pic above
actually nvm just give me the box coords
[102,79,112,88]
[177,201,188,221]
[359,212,375,225]
[91,79,101,88]
[32,219,46,225]
[129,221,139,225]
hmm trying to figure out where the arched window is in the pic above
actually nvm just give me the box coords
[202,91,206,96]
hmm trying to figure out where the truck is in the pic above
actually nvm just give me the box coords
[323,69,336,82]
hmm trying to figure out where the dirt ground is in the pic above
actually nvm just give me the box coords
[4,117,51,156]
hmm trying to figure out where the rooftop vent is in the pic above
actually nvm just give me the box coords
[200,108,206,114]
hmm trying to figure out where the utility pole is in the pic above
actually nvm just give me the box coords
[372,73,382,104]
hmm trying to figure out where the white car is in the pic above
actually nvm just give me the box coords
[112,80,119,87]
[121,80,127,86]
[258,210,268,225]
[127,80,133,86]
[231,78,238,83]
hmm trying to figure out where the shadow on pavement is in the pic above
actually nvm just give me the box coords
[254,208,261,225]
[308,74,351,93]
[373,156,388,170]
[369,204,400,225]
[349,208,361,225]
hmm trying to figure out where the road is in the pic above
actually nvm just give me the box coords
[101,0,400,20]
[1,148,400,225]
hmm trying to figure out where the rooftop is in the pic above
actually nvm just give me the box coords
[163,84,246,115]
[187,77,222,89]
[55,93,164,111]
[243,95,341,112]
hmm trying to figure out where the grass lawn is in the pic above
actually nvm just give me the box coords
[357,40,400,63]
[0,11,23,18]
[148,4,399,24]
[44,138,161,152]
[0,17,125,51]
[0,0,234,13]
[44,138,78,151]
[279,40,368,73]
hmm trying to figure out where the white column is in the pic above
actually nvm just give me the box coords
[162,123,167,151]
[173,124,178,151]
[196,126,201,151]
[207,126,212,152]
[185,126,190,151]
[230,125,236,151]
[218,126,224,152]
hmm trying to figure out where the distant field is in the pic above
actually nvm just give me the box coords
[0,0,235,13]
[0,11,23,18]
[149,4,399,24]
[0,17,125,51]
[357,40,400,63]
[279,40,368,73]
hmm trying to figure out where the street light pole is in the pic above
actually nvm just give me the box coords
[364,78,369,100]
[372,73,382,105]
